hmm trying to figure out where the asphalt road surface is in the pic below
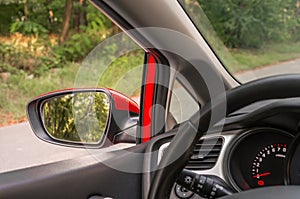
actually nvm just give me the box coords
[0,122,89,173]
[236,58,300,83]
[1,59,299,173]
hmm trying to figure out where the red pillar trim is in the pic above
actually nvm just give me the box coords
[142,54,157,142]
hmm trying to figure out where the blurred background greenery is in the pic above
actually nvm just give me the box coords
[0,0,144,126]
[0,0,300,126]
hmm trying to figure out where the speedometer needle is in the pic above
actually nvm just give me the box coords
[253,172,271,178]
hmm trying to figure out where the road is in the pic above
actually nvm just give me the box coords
[236,58,300,83]
[0,122,89,173]
[0,59,299,173]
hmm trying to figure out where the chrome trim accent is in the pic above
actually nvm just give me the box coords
[157,131,240,184]
[157,142,171,166]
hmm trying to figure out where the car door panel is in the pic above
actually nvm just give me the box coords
[0,143,145,199]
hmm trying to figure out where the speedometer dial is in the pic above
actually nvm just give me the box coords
[251,143,287,187]
[228,128,293,191]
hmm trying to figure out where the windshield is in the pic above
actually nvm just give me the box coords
[180,0,300,83]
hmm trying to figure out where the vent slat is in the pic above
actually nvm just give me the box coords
[190,154,219,160]
[193,148,221,153]
[185,165,214,170]
[186,137,223,171]
[188,159,218,164]
[195,143,222,146]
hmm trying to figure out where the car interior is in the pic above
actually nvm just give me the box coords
[1,0,300,199]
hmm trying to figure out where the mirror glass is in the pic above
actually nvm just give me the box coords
[42,92,110,144]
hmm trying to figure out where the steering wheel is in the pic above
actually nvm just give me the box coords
[148,74,300,199]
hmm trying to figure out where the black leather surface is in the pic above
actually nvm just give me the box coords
[222,186,300,199]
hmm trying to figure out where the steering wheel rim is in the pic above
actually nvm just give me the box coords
[148,74,300,199]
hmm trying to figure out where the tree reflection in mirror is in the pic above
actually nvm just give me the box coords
[42,92,110,144]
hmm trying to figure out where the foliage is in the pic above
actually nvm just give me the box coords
[0,0,115,65]
[53,4,115,62]
[196,0,300,48]
[10,20,48,36]
[43,92,109,143]
[85,4,113,33]
[0,63,79,126]
[0,48,144,127]
[0,42,36,73]
[53,32,96,62]
[0,0,26,4]
[99,49,144,96]
[1,0,300,128]
[227,41,300,72]
[0,4,21,35]
[0,36,61,75]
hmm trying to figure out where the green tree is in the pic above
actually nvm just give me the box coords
[197,0,300,48]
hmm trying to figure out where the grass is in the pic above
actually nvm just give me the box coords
[1,38,300,127]
[225,41,300,73]
[0,63,79,126]
[0,50,144,127]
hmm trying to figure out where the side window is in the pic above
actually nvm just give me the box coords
[73,35,145,106]
[169,79,199,123]
[0,23,144,173]
[98,49,144,105]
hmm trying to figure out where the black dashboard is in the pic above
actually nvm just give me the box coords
[144,98,300,199]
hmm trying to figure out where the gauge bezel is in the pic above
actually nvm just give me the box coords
[225,128,293,191]
[287,132,300,184]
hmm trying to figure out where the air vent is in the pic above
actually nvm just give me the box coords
[185,137,223,170]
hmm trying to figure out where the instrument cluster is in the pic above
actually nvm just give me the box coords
[227,128,293,191]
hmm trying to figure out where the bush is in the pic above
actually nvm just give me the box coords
[10,20,48,37]
[0,43,36,73]
[54,8,115,62]
[0,4,21,35]
[54,32,96,62]
[0,36,62,76]
[197,0,300,48]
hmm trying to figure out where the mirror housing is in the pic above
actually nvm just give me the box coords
[27,88,140,148]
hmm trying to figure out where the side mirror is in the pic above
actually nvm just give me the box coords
[27,88,139,148]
